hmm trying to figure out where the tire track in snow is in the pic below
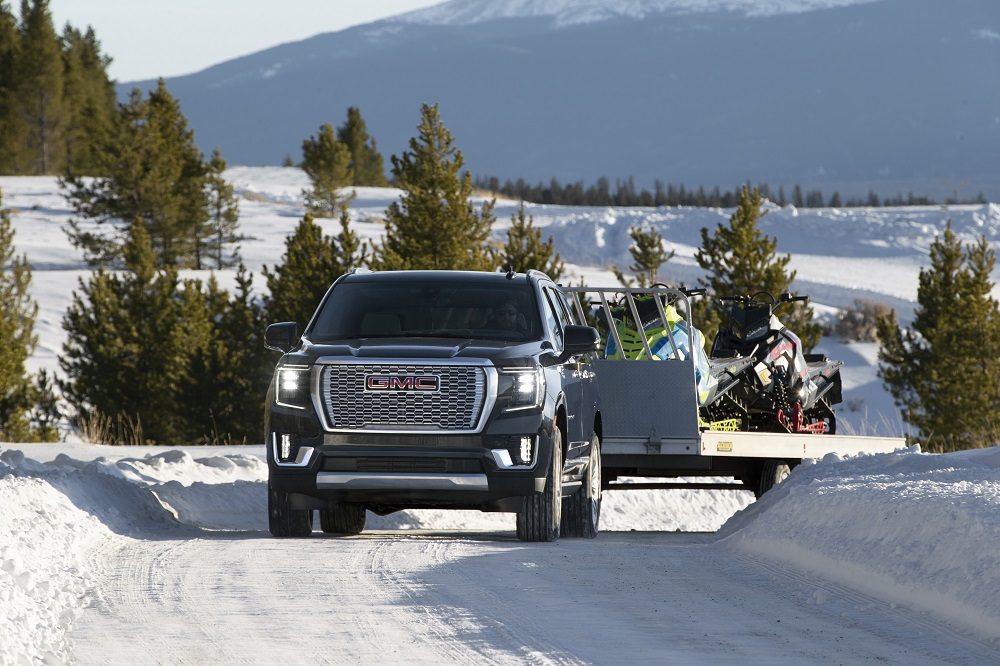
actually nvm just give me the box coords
[415,537,581,665]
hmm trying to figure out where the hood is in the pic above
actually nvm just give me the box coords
[284,337,547,366]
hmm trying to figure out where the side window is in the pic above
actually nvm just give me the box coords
[554,289,580,326]
[542,288,564,347]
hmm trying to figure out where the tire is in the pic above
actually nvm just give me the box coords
[320,502,366,535]
[268,479,312,537]
[754,459,791,499]
[561,433,601,538]
[516,428,563,542]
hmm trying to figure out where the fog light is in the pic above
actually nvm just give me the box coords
[518,436,534,464]
[280,433,292,461]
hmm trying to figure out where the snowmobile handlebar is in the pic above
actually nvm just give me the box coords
[717,291,809,307]
[648,283,705,299]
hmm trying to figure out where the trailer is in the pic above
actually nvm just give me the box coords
[562,285,905,498]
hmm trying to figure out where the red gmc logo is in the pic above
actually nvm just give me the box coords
[365,375,440,392]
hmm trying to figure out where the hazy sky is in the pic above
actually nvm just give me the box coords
[48,1,445,82]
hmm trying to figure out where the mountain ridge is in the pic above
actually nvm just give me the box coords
[118,0,1000,199]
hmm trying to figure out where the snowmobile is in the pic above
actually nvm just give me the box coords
[706,291,842,434]
[598,288,755,417]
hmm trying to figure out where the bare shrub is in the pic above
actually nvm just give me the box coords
[78,410,145,446]
[835,299,893,342]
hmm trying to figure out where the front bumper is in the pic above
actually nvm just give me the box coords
[266,411,554,511]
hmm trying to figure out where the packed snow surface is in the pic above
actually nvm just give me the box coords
[1,443,998,662]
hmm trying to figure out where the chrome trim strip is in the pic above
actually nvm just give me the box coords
[270,437,315,468]
[490,447,539,470]
[491,448,514,467]
[316,472,489,491]
[311,357,498,435]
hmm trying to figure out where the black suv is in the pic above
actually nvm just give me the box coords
[264,269,603,542]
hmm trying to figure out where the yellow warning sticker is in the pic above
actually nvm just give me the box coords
[716,441,733,453]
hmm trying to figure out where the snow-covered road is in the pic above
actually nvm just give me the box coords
[69,529,997,665]
[4,445,1000,664]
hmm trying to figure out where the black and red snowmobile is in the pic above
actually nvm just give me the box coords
[705,291,843,434]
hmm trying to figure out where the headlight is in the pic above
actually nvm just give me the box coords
[498,367,545,412]
[275,366,310,409]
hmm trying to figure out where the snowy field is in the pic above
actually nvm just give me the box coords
[3,170,1000,662]
[7,166,997,432]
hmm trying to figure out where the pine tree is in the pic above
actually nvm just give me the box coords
[502,202,565,280]
[877,226,1000,451]
[792,185,804,208]
[62,80,210,267]
[695,186,820,348]
[337,106,387,187]
[13,0,65,174]
[301,122,353,217]
[263,207,368,328]
[60,223,189,443]
[61,25,115,174]
[613,224,674,288]
[205,147,241,269]
[206,265,272,442]
[0,188,49,441]
[0,3,23,173]
[374,103,495,271]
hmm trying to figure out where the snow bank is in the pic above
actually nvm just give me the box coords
[0,449,180,665]
[720,445,1000,643]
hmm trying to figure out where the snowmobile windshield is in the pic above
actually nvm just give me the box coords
[308,280,543,343]
[729,305,771,342]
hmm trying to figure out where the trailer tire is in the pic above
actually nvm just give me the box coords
[755,459,791,499]
[320,502,366,535]
[561,433,601,538]
[516,428,563,542]
[268,480,312,538]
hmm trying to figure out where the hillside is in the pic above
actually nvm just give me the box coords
[120,0,1000,199]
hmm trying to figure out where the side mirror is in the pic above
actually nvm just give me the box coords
[265,322,298,353]
[560,325,600,361]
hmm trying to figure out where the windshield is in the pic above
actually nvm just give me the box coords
[308,280,542,343]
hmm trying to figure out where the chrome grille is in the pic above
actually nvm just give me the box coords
[320,363,487,431]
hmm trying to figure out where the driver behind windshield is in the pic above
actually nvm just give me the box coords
[483,300,527,334]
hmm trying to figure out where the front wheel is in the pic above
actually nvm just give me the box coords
[516,428,563,542]
[561,433,601,538]
[268,480,312,537]
[320,502,366,535]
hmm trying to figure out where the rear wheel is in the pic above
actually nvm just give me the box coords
[561,433,601,538]
[754,459,791,499]
[516,428,563,542]
[320,502,366,535]
[268,479,312,537]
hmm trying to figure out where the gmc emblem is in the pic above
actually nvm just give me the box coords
[365,375,440,392]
